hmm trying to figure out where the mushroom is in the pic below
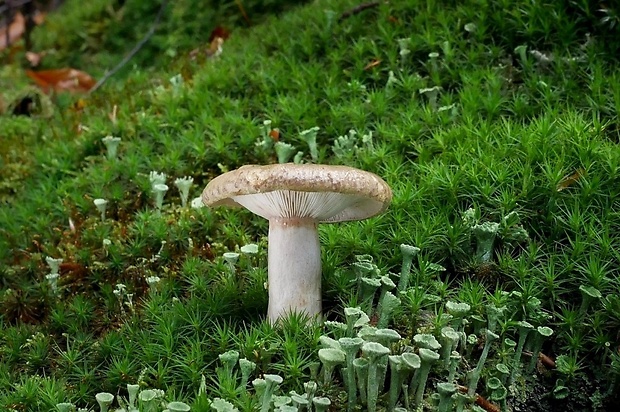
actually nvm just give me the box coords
[202,163,392,323]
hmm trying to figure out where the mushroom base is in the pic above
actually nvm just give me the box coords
[267,218,322,323]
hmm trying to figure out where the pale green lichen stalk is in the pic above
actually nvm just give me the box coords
[344,307,370,337]
[56,403,76,412]
[472,222,500,262]
[218,349,240,381]
[93,198,108,221]
[260,374,283,412]
[152,184,169,210]
[102,136,121,160]
[579,284,602,316]
[387,355,403,411]
[126,383,140,410]
[377,291,400,328]
[300,126,320,162]
[45,256,63,293]
[414,348,440,407]
[413,333,442,351]
[222,252,240,273]
[312,397,331,412]
[240,243,259,254]
[418,86,442,110]
[509,321,533,386]
[239,358,256,389]
[376,275,396,315]
[528,326,554,373]
[210,398,238,412]
[397,244,420,291]
[468,329,499,396]
[338,337,364,411]
[318,347,345,384]
[362,342,391,412]
[166,401,191,411]
[46,256,63,275]
[95,392,114,412]
[303,380,317,406]
[257,120,275,151]
[440,327,460,369]
[138,389,158,412]
[437,382,458,412]
[398,353,420,408]
[174,176,194,207]
[149,171,167,188]
[289,392,308,410]
[333,129,358,158]
[275,142,297,164]
[353,357,369,405]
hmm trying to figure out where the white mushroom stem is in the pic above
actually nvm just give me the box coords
[268,217,321,322]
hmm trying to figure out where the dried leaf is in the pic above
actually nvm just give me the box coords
[208,26,231,42]
[32,12,46,25]
[190,26,230,60]
[0,11,46,50]
[25,68,97,93]
[557,168,585,191]
[269,128,280,142]
[364,59,382,70]
[25,51,45,67]
[206,37,224,58]
[0,12,25,51]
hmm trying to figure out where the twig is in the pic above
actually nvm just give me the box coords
[234,0,251,26]
[457,385,500,412]
[22,0,34,50]
[338,1,380,22]
[88,0,168,94]
[539,352,556,369]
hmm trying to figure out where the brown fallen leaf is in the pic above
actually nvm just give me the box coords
[25,51,45,67]
[32,11,46,26]
[190,26,230,60]
[269,128,280,142]
[0,12,25,51]
[206,37,224,58]
[0,11,46,51]
[557,168,585,191]
[208,26,231,42]
[25,68,97,93]
[364,59,382,70]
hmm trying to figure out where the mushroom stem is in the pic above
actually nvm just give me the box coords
[268,217,322,322]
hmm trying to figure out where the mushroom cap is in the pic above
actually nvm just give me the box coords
[202,164,392,222]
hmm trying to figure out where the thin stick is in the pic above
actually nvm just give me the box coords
[457,385,500,412]
[2,0,12,48]
[234,0,251,26]
[338,1,380,22]
[89,0,168,94]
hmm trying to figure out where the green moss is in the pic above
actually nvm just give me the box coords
[1,0,620,409]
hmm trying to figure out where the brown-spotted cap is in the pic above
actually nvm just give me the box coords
[201,164,392,222]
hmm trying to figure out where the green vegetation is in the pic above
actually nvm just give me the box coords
[1,0,620,410]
